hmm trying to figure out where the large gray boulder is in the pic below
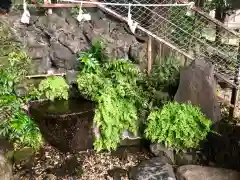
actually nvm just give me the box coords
[174,58,221,123]
[0,138,13,180]
[150,143,175,165]
[0,155,11,180]
[177,165,240,180]
[49,40,77,70]
[201,122,240,171]
[129,157,176,180]
[1,8,147,74]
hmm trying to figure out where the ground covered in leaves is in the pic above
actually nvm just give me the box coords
[12,144,151,180]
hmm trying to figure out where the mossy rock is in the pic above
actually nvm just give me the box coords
[0,20,22,58]
[0,22,12,40]
[13,147,35,163]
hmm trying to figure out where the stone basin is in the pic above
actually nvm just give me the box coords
[29,98,95,153]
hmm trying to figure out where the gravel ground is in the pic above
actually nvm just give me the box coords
[13,85,235,180]
[12,144,151,180]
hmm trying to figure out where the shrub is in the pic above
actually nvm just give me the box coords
[76,40,149,151]
[7,51,30,81]
[0,51,30,96]
[0,51,43,151]
[77,39,107,68]
[77,60,147,151]
[38,76,69,101]
[0,111,43,151]
[149,56,180,98]
[145,102,212,151]
[0,70,15,96]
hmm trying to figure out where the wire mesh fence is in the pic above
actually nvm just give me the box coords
[18,0,240,85]
[100,0,240,84]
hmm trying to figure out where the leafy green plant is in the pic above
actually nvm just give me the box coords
[0,95,22,125]
[93,88,139,151]
[76,40,149,151]
[149,56,180,98]
[0,82,43,151]
[77,71,108,101]
[7,51,30,82]
[23,86,42,102]
[0,70,15,96]
[104,59,149,107]
[0,51,29,122]
[77,61,144,151]
[0,51,30,95]
[88,40,108,62]
[78,52,101,74]
[38,76,69,101]
[0,49,43,151]
[145,102,212,151]
[0,111,43,151]
[77,40,107,65]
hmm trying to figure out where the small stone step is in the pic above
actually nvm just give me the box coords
[177,165,240,180]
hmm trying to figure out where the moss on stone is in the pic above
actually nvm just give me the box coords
[0,20,34,89]
[0,21,21,58]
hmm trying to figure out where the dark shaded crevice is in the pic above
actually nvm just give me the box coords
[57,35,75,54]
[32,24,56,69]
[36,24,73,55]
[34,23,52,47]
[0,0,12,14]
[50,60,58,69]
[128,46,136,64]
[82,31,93,45]
[43,31,52,46]
[123,24,148,43]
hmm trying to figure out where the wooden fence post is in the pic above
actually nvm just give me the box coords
[229,41,240,118]
[147,36,152,74]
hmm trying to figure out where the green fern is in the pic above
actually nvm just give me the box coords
[77,71,141,151]
[0,43,43,150]
[149,56,180,98]
[77,39,107,67]
[93,92,138,151]
[38,76,69,101]
[7,51,31,82]
[5,111,43,151]
[145,102,212,152]
[76,49,148,151]
[0,70,15,96]
[76,39,153,151]
[88,39,107,62]
[104,59,149,108]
